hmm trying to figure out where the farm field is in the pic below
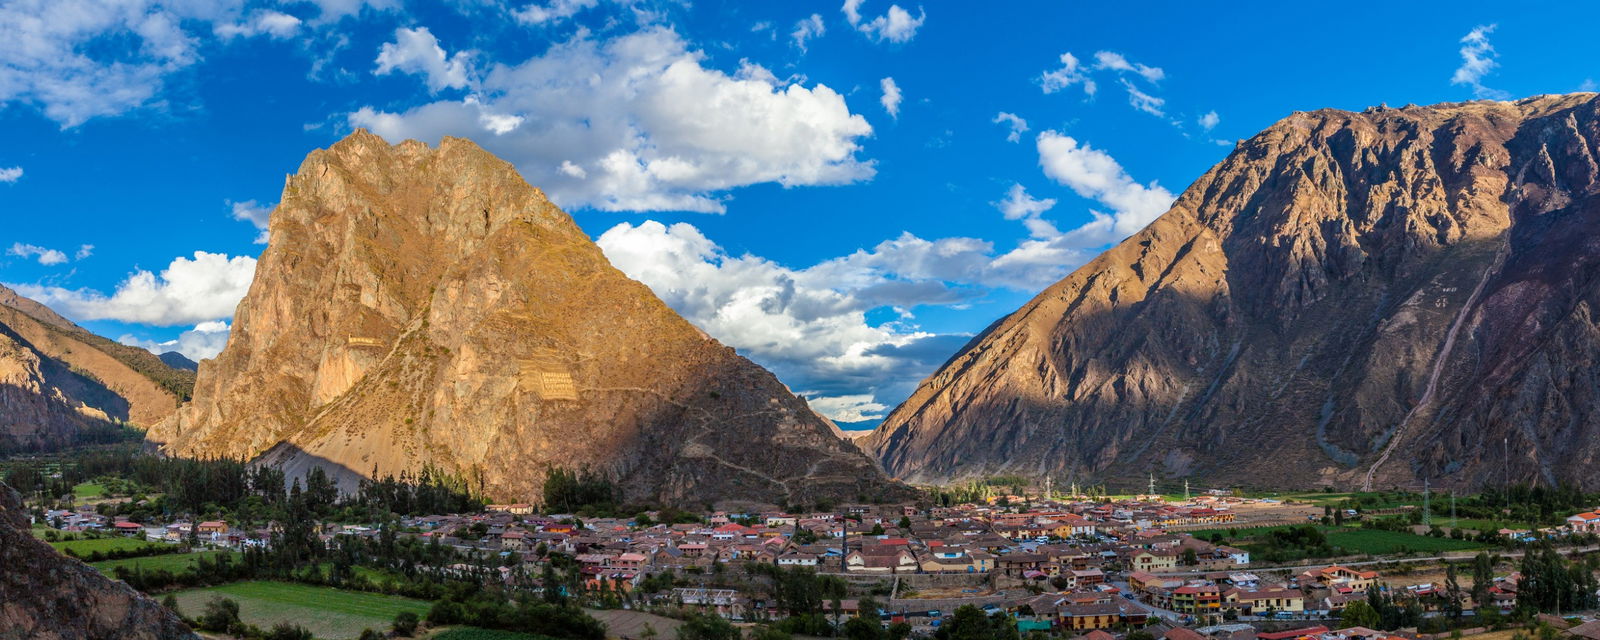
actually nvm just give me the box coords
[170,581,430,640]
[1323,529,1485,555]
[51,535,166,556]
[91,550,238,575]
[73,482,106,499]
[428,628,558,640]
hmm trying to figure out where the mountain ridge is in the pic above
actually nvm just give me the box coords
[867,93,1600,490]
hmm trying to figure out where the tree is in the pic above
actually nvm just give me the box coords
[264,623,315,640]
[898,516,912,530]
[392,610,420,637]
[1339,601,1382,629]
[750,626,792,640]
[1128,631,1156,640]
[676,612,740,640]
[359,630,386,640]
[870,523,886,536]
[199,597,243,635]
[160,593,182,619]
[1471,552,1496,608]
[934,605,1020,640]
[1444,562,1464,620]
[1181,548,1199,566]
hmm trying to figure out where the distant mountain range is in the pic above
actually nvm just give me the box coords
[0,283,193,452]
[866,93,1600,491]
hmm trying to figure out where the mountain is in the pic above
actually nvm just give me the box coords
[158,352,198,372]
[866,93,1600,491]
[0,284,194,452]
[148,130,901,507]
[0,481,198,639]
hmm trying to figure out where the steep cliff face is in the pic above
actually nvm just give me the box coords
[150,130,899,506]
[866,93,1600,490]
[0,285,191,451]
[0,482,197,640]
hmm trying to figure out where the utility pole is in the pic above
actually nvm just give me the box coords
[1451,491,1457,528]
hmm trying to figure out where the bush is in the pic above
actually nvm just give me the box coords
[393,610,420,636]
[676,612,740,640]
[264,623,315,640]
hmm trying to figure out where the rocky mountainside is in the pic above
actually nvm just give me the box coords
[149,130,900,506]
[0,284,193,452]
[0,481,197,639]
[866,93,1600,491]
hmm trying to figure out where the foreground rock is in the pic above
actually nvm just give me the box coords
[0,482,197,639]
[867,93,1600,490]
[150,130,901,506]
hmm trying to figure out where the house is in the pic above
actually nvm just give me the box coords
[1567,512,1600,533]
[1304,565,1378,591]
[845,547,917,573]
[1059,603,1122,630]
[197,521,229,536]
[1132,550,1179,572]
[1169,584,1223,614]
[112,521,144,536]
[1233,589,1305,614]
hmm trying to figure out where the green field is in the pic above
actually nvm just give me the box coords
[1323,529,1485,555]
[429,629,557,640]
[51,535,165,556]
[171,581,430,640]
[73,482,106,499]
[91,550,239,575]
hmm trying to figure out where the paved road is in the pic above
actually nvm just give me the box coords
[1109,579,1183,622]
[1149,545,1600,577]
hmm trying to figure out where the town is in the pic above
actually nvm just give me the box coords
[11,456,1600,640]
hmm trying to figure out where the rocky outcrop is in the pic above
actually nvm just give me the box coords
[866,93,1600,490]
[0,285,192,451]
[0,481,198,639]
[150,130,901,506]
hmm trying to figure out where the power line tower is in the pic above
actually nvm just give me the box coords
[1451,491,1457,528]
[1423,478,1432,527]
[1184,479,1190,503]
[1148,472,1155,498]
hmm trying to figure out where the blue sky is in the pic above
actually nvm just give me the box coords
[1,0,1596,428]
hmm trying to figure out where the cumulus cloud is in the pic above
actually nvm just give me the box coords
[880,77,901,118]
[75,244,93,260]
[350,28,874,213]
[791,13,825,52]
[804,393,889,423]
[229,199,274,243]
[214,10,301,39]
[1452,24,1508,99]
[375,27,472,93]
[842,0,925,44]
[305,0,397,22]
[0,0,232,127]
[992,112,1028,143]
[7,251,256,326]
[1198,110,1220,130]
[119,320,231,361]
[1039,52,1095,96]
[513,0,597,25]
[8,243,67,266]
[0,167,20,183]
[597,220,985,419]
[994,183,1058,238]
[1034,130,1173,239]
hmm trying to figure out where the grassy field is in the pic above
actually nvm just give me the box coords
[91,550,238,575]
[428,629,557,640]
[50,536,166,556]
[1324,529,1485,555]
[73,482,106,499]
[171,581,430,640]
[1191,524,1325,540]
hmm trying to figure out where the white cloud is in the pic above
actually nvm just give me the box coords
[842,0,924,44]
[1092,51,1163,83]
[305,0,397,22]
[214,10,301,39]
[0,167,20,183]
[1452,24,1508,100]
[804,393,889,422]
[513,0,597,25]
[119,320,231,361]
[0,0,229,127]
[992,112,1028,143]
[1035,130,1173,239]
[75,244,93,260]
[350,28,875,213]
[1120,78,1164,116]
[8,243,67,266]
[791,13,825,52]
[1198,110,1220,131]
[880,77,901,118]
[994,183,1058,239]
[1039,52,1096,96]
[1582,79,1598,92]
[7,251,256,326]
[229,199,274,243]
[375,27,472,93]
